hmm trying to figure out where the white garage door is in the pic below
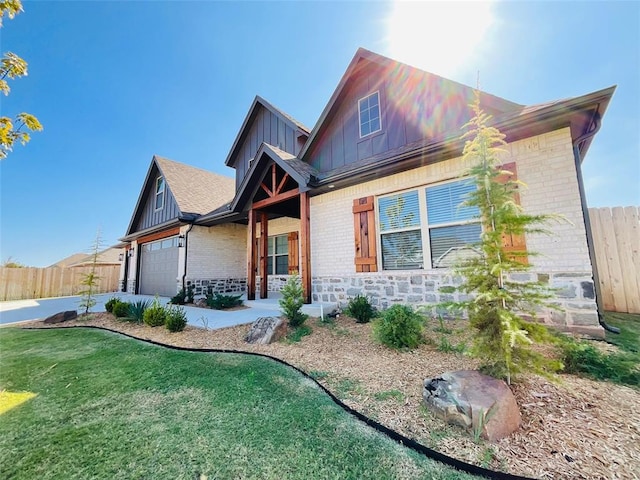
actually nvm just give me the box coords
[139,237,179,297]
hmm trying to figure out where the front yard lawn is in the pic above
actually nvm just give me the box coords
[0,327,477,480]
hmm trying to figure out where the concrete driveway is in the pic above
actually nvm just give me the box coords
[0,293,334,330]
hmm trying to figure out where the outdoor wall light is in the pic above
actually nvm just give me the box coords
[178,235,185,248]
[118,253,124,262]
[128,248,134,258]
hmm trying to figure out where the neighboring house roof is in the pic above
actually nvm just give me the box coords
[48,253,90,268]
[224,96,311,167]
[123,155,235,238]
[49,246,123,268]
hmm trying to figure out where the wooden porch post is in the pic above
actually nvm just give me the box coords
[259,211,269,299]
[300,191,311,304]
[247,208,256,300]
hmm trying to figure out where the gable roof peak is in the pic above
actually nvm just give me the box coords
[224,96,310,167]
[298,47,523,160]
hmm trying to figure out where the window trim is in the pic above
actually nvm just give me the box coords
[375,177,482,270]
[358,91,382,138]
[155,176,165,211]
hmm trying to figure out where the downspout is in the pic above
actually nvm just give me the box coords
[572,111,620,334]
[181,223,195,292]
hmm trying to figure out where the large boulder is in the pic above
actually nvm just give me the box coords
[245,317,286,344]
[423,370,521,441]
[43,310,78,324]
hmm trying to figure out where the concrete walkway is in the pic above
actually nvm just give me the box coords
[0,292,336,329]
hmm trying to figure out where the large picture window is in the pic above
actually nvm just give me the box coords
[377,179,481,270]
[358,91,381,137]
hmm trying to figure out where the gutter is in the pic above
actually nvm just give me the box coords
[181,222,195,291]
[571,110,620,334]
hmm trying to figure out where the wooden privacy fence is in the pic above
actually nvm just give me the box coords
[589,206,640,314]
[0,265,120,302]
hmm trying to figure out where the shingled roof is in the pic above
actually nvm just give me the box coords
[154,156,235,215]
[124,156,235,238]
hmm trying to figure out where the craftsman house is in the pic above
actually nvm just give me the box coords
[120,48,614,336]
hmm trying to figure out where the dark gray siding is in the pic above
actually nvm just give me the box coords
[305,61,475,174]
[134,166,180,232]
[233,106,303,189]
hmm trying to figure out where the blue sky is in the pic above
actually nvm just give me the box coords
[1,1,638,267]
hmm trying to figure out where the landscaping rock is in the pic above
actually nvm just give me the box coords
[422,370,521,441]
[245,317,286,344]
[194,298,208,308]
[43,310,78,324]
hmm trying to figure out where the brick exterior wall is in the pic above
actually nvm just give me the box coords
[183,224,247,296]
[309,128,602,336]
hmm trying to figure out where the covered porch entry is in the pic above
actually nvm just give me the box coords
[237,144,313,303]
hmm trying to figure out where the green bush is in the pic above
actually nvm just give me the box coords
[345,295,376,323]
[104,297,119,313]
[169,286,194,305]
[559,337,640,387]
[206,293,243,309]
[143,301,167,327]
[279,276,308,327]
[112,301,131,319]
[128,300,151,323]
[373,304,424,350]
[165,305,188,333]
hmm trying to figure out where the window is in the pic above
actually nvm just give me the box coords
[359,91,381,137]
[155,176,165,210]
[257,234,289,275]
[376,179,481,270]
[426,181,481,267]
[378,191,423,270]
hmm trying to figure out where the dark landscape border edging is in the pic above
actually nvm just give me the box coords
[24,325,535,480]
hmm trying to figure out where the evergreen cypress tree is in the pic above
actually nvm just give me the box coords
[448,90,562,384]
[78,230,102,315]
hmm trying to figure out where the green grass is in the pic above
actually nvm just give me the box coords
[373,389,404,402]
[284,324,312,343]
[604,311,640,354]
[0,328,479,480]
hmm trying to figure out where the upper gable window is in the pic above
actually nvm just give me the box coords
[155,176,165,210]
[359,91,381,137]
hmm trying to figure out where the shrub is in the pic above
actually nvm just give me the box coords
[128,300,151,323]
[279,276,308,327]
[112,301,131,319]
[206,293,243,310]
[559,337,640,387]
[345,294,376,323]
[143,301,167,327]
[285,325,312,343]
[104,297,119,313]
[169,287,191,305]
[373,304,424,350]
[165,305,188,333]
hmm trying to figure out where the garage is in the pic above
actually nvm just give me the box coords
[138,236,179,297]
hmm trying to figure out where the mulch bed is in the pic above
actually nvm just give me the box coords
[25,313,640,479]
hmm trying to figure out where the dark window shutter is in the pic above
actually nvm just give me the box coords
[497,162,528,265]
[288,231,299,274]
[353,196,378,272]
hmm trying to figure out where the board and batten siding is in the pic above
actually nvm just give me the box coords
[233,106,305,189]
[305,61,477,174]
[134,166,180,232]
